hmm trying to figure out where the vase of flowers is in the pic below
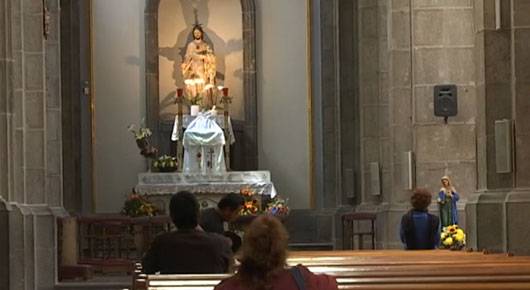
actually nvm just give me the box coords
[121,192,158,217]
[239,189,260,216]
[152,155,178,172]
[185,94,202,116]
[440,225,466,250]
[266,197,290,217]
[128,124,158,156]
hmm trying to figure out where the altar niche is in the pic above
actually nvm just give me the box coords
[145,0,258,171]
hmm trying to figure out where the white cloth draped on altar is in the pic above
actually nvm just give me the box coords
[182,113,226,173]
[171,114,235,144]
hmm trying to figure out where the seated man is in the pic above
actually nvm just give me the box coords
[199,193,245,252]
[142,191,233,274]
[399,188,441,250]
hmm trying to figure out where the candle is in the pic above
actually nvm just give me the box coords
[177,88,183,97]
[222,87,229,97]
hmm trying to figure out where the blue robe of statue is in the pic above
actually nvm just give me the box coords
[438,190,459,227]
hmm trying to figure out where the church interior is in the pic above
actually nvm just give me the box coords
[2,0,530,289]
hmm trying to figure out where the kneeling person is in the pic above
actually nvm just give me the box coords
[200,193,245,251]
[142,191,232,274]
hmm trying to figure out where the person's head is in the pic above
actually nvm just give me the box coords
[192,25,204,40]
[410,188,432,212]
[441,176,451,188]
[169,191,200,230]
[217,193,245,222]
[238,215,288,289]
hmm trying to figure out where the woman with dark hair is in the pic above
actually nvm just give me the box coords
[215,215,338,290]
[399,188,441,250]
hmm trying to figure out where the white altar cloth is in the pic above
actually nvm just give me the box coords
[171,115,235,144]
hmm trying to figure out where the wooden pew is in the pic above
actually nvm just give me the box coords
[132,250,530,290]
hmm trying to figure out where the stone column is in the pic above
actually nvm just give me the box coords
[145,0,160,149]
[6,0,67,289]
[0,0,14,286]
[319,0,340,209]
[386,0,413,249]
[466,0,513,253]
[505,0,530,255]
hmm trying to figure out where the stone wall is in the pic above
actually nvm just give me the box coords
[354,0,477,249]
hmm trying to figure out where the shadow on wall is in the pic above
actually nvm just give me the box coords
[158,0,243,114]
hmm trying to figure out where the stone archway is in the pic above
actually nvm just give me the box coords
[144,0,258,170]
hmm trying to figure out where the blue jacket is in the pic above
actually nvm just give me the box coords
[400,210,440,250]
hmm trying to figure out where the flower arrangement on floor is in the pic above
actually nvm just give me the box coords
[152,155,178,172]
[121,192,158,217]
[440,224,466,250]
[266,197,290,217]
[239,189,260,216]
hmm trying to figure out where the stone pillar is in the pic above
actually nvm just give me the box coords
[358,0,384,207]
[466,0,512,253]
[0,0,14,286]
[319,0,340,209]
[386,0,413,249]
[5,0,66,289]
[145,0,160,149]
[505,0,530,255]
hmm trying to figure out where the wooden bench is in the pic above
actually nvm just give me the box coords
[132,250,530,290]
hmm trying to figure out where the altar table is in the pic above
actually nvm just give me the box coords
[135,171,277,213]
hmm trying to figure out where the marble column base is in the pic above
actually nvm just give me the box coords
[7,204,67,290]
[466,190,509,253]
[505,189,530,255]
[0,200,10,289]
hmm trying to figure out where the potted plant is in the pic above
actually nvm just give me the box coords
[152,155,178,172]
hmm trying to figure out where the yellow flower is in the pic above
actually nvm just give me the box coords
[456,229,464,235]
[443,237,454,246]
[441,233,447,239]
[455,233,464,242]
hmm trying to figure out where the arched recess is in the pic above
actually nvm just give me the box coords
[144,0,258,170]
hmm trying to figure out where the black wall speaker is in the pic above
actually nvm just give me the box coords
[434,84,457,117]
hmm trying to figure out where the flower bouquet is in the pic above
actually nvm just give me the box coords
[266,197,290,217]
[128,123,158,158]
[239,189,260,216]
[152,155,178,172]
[440,224,466,250]
[121,192,158,217]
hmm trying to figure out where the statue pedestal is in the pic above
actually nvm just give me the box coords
[135,171,277,213]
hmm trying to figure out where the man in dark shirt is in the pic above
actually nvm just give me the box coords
[199,193,245,234]
[200,193,245,252]
[142,191,233,274]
